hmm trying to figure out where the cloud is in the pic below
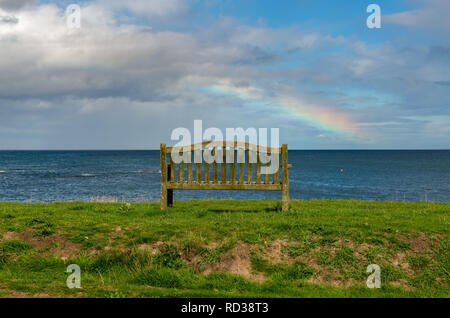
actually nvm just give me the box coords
[0,1,449,149]
[384,0,450,33]
[0,14,18,24]
[0,0,36,11]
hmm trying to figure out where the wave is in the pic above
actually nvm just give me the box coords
[0,170,5,173]
[67,171,161,178]
[140,170,161,174]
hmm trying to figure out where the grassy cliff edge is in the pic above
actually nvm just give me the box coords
[0,200,448,298]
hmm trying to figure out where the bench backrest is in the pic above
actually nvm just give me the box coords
[160,141,288,189]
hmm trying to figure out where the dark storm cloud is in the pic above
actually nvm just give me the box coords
[0,14,18,23]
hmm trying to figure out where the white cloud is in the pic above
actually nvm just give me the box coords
[384,0,450,32]
[0,1,449,149]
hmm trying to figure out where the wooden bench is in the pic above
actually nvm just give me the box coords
[160,141,291,211]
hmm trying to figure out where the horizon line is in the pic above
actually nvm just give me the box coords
[0,148,449,151]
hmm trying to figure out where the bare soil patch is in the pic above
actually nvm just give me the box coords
[137,241,166,254]
[2,230,81,260]
[264,239,288,264]
[203,242,266,282]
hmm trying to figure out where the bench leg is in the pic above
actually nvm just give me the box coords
[281,144,289,211]
[161,185,167,210]
[160,143,168,210]
[282,191,289,211]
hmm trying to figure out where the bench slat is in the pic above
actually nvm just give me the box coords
[170,153,176,182]
[179,151,184,182]
[213,147,218,183]
[230,141,235,184]
[256,148,261,184]
[222,141,227,183]
[204,149,210,184]
[238,147,244,184]
[168,182,282,191]
[265,151,271,184]
[247,149,252,183]
[187,149,193,183]
[273,152,279,184]
[195,149,201,183]
[167,141,281,153]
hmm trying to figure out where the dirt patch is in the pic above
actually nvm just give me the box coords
[203,242,266,282]
[354,243,371,254]
[395,232,437,252]
[390,280,412,291]
[391,251,413,275]
[137,241,166,254]
[308,268,354,288]
[265,239,290,264]
[3,290,52,298]
[6,291,31,298]
[294,254,321,270]
[2,231,21,241]
[408,233,432,252]
[180,250,203,269]
[33,293,51,298]
[2,230,81,260]
[205,240,221,249]
[353,243,376,264]
[336,238,355,249]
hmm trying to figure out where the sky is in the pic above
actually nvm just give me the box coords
[0,0,449,149]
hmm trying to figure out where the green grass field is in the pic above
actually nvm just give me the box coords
[0,200,448,298]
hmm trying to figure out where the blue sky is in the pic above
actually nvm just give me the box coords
[0,0,449,149]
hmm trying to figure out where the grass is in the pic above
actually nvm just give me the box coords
[0,199,448,298]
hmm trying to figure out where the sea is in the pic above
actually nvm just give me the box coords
[0,150,449,203]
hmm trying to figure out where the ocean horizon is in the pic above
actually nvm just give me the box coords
[1,150,449,203]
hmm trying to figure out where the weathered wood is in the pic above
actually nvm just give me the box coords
[264,151,271,184]
[168,141,280,154]
[170,153,176,182]
[238,147,244,184]
[230,141,235,184]
[160,143,168,210]
[179,150,184,182]
[187,149,193,183]
[168,182,282,191]
[246,149,252,183]
[273,152,279,184]
[213,147,218,183]
[195,149,201,183]
[167,164,173,207]
[222,142,227,183]
[281,144,289,211]
[161,141,289,210]
[204,148,210,184]
[256,148,261,184]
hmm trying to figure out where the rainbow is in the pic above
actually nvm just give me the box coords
[201,82,362,140]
